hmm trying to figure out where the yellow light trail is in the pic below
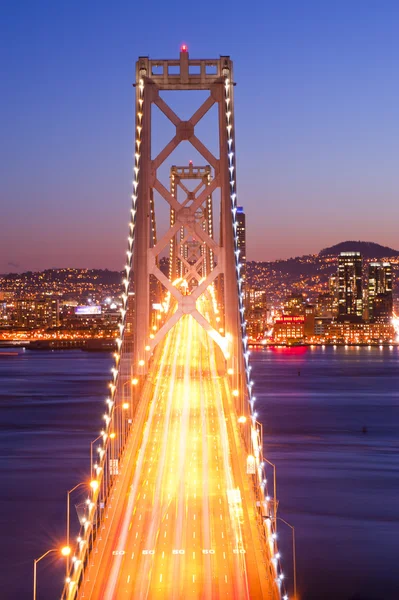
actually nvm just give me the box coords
[76,303,278,599]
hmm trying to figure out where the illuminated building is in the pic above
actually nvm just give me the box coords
[0,300,7,323]
[329,274,337,294]
[316,292,335,318]
[246,287,267,340]
[273,315,304,342]
[15,298,59,329]
[368,262,393,322]
[246,287,266,311]
[337,252,363,322]
[314,317,330,336]
[304,304,316,337]
[325,320,395,344]
[328,274,339,315]
[283,294,305,315]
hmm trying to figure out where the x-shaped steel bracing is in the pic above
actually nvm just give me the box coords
[147,91,226,354]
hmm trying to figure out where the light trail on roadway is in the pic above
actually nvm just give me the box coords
[78,307,276,599]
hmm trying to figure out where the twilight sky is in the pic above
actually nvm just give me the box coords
[1,0,399,273]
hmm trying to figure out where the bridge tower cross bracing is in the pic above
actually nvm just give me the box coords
[169,163,214,283]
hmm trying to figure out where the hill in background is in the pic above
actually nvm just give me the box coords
[320,241,399,258]
[247,241,399,305]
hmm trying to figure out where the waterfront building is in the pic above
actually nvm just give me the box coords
[246,287,267,341]
[273,315,305,343]
[304,304,316,337]
[15,298,59,329]
[368,262,393,322]
[325,320,395,344]
[337,252,363,322]
[314,317,331,336]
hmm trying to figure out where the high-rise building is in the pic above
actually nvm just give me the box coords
[337,252,363,322]
[236,206,246,284]
[316,292,335,318]
[328,274,339,316]
[368,262,393,322]
[246,287,267,312]
[245,287,267,340]
[15,298,59,329]
[328,275,337,295]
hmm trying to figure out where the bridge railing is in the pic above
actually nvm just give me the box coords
[238,413,289,599]
[60,353,141,599]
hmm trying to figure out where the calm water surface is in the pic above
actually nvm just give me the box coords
[0,346,398,600]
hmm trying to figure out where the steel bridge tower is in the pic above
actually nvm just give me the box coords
[58,49,288,600]
[129,48,248,418]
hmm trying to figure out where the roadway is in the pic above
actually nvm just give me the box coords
[78,311,277,599]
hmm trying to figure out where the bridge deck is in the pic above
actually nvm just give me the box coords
[78,314,277,599]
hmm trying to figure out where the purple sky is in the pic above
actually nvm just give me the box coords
[2,1,399,273]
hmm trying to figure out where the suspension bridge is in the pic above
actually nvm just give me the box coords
[52,48,290,600]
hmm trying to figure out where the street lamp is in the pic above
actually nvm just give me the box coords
[108,402,130,462]
[33,546,70,600]
[90,434,102,479]
[122,378,137,420]
[66,481,97,577]
[116,401,130,447]
[277,517,297,600]
[263,458,277,525]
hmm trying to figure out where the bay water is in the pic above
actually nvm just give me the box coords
[0,346,398,599]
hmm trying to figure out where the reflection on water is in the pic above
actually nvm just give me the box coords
[0,349,110,600]
[253,346,399,600]
[0,346,398,599]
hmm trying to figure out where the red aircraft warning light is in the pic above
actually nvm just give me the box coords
[180,44,188,53]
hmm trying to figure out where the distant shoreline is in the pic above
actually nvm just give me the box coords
[1,339,397,351]
[0,338,116,351]
[250,342,399,348]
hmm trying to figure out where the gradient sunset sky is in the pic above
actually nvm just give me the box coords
[2,0,399,273]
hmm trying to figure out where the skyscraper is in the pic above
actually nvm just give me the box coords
[337,252,363,322]
[368,262,393,322]
[236,206,246,285]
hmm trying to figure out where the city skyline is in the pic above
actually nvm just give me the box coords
[2,1,399,272]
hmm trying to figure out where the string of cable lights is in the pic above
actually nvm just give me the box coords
[60,77,145,600]
[223,72,289,600]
